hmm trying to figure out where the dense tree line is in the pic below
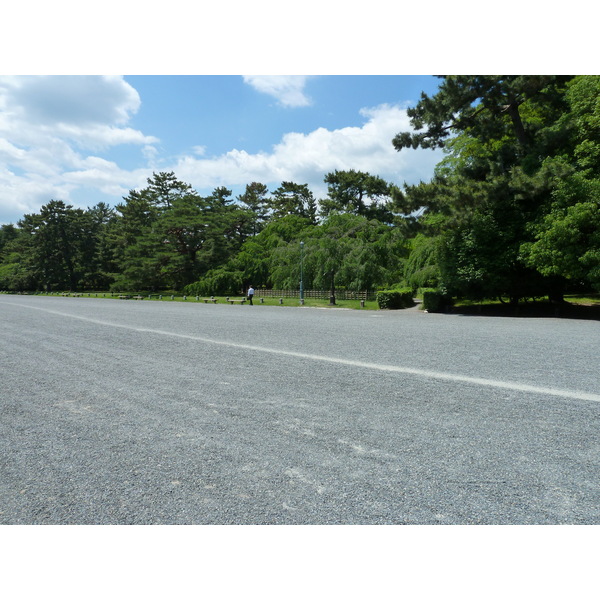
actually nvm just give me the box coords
[0,169,406,295]
[1,76,598,304]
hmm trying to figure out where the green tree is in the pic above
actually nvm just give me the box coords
[270,181,318,224]
[111,171,199,290]
[156,187,254,290]
[237,182,271,236]
[79,202,118,289]
[0,223,37,290]
[0,223,18,256]
[0,200,99,291]
[320,170,397,223]
[522,177,600,290]
[522,76,600,290]
[395,76,578,303]
[269,213,407,300]
[403,232,441,290]
[237,214,314,289]
[206,186,258,256]
[144,171,193,210]
[111,186,162,290]
[186,214,316,295]
[393,76,573,154]
[113,175,256,291]
[155,191,214,289]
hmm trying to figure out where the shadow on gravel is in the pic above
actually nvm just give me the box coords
[449,302,600,321]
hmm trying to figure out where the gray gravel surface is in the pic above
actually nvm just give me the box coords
[1,294,599,524]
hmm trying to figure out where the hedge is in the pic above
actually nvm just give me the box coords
[421,288,453,313]
[376,288,415,310]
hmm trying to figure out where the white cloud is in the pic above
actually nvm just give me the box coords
[0,76,158,151]
[54,124,158,151]
[1,75,141,126]
[174,103,442,197]
[0,76,159,223]
[243,75,312,107]
[142,144,160,165]
[63,158,150,198]
[0,168,75,220]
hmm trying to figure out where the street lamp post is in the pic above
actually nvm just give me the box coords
[300,241,304,304]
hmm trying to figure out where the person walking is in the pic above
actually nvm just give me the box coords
[247,285,255,305]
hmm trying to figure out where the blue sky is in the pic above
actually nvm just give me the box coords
[0,75,446,224]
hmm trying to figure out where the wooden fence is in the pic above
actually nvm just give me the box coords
[249,289,377,301]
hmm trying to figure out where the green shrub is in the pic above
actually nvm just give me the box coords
[376,287,414,310]
[421,288,452,312]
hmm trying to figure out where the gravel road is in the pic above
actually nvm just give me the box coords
[1,294,599,524]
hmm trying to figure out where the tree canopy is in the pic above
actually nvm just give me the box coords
[2,76,598,306]
[394,75,599,302]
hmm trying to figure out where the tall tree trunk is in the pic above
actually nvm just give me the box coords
[505,102,529,147]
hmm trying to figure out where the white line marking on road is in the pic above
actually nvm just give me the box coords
[6,301,600,404]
